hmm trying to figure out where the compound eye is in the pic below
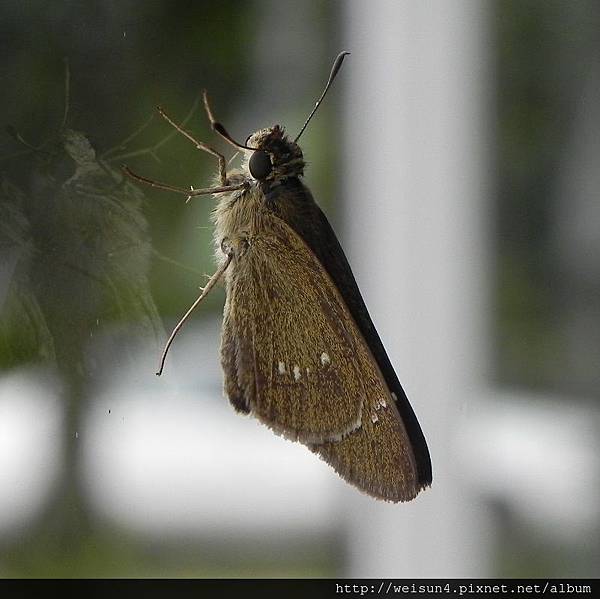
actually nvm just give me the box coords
[249,150,272,180]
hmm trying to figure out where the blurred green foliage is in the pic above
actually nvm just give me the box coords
[0,178,55,367]
[494,0,600,578]
[0,0,341,579]
[495,0,600,398]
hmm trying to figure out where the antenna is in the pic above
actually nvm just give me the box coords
[294,51,350,143]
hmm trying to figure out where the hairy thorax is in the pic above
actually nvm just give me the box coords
[211,173,270,266]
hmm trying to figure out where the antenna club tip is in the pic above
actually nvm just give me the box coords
[294,50,350,143]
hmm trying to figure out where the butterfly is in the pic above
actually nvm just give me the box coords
[123,52,431,502]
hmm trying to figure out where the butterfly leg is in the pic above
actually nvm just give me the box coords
[157,106,228,185]
[156,251,233,376]
[122,165,248,199]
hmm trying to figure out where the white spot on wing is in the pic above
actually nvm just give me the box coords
[293,365,301,381]
[371,413,379,424]
[381,397,388,408]
[278,361,286,375]
[320,352,330,366]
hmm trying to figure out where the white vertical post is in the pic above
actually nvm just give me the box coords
[341,1,493,577]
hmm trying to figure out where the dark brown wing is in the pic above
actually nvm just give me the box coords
[221,216,364,443]
[309,336,422,502]
[220,294,249,414]
[221,214,420,500]
[265,177,432,489]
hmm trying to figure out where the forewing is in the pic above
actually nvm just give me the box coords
[309,335,421,502]
[272,178,431,488]
[222,216,365,443]
[221,215,421,500]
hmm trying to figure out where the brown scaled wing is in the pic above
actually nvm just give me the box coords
[221,214,420,502]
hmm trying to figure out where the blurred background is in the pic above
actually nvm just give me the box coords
[0,0,598,578]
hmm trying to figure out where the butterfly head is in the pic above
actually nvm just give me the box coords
[245,125,305,183]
